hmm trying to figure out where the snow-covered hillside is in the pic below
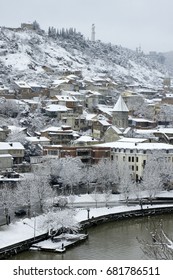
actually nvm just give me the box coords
[0,26,167,88]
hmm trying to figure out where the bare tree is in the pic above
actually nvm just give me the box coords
[138,220,173,260]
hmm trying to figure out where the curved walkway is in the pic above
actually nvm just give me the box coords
[1,202,173,259]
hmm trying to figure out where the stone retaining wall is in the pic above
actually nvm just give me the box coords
[1,205,173,259]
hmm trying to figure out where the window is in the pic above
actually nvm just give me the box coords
[128,156,131,162]
[123,156,125,162]
[132,165,134,171]
[132,157,134,162]
[130,150,133,153]
[136,157,138,162]
[111,155,114,161]
[136,166,138,171]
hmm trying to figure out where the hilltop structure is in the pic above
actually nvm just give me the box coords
[91,24,95,42]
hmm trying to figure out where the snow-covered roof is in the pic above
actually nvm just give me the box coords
[107,126,124,134]
[94,141,173,151]
[8,126,27,133]
[54,95,78,102]
[0,142,25,150]
[25,137,50,143]
[41,126,73,133]
[117,137,148,143]
[97,105,113,116]
[129,116,155,123]
[0,85,9,91]
[22,99,40,104]
[165,93,173,98]
[98,119,110,126]
[112,95,129,112]
[0,154,13,158]
[84,113,97,121]
[86,90,102,96]
[135,127,173,135]
[14,81,31,89]
[45,104,71,112]
[51,79,69,87]
[74,135,97,143]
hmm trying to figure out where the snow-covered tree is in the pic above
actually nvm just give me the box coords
[0,99,20,117]
[32,20,40,31]
[141,153,163,199]
[126,96,144,116]
[17,174,37,217]
[6,128,26,144]
[157,104,173,126]
[93,159,119,193]
[60,157,83,194]
[81,164,97,194]
[32,165,54,213]
[39,209,80,235]
[138,220,173,260]
[118,162,133,202]
[0,182,16,224]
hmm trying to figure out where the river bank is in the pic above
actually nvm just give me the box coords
[1,192,173,259]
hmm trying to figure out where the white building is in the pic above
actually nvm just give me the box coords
[94,139,173,181]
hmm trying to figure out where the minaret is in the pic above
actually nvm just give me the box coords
[91,24,95,42]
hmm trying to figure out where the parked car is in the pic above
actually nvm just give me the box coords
[14,209,26,216]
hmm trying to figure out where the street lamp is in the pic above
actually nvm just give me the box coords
[23,212,37,240]
[87,207,90,219]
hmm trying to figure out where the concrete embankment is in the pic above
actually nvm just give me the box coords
[0,233,48,260]
[1,204,173,259]
[80,205,173,229]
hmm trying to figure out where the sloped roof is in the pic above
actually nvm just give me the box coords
[112,95,129,112]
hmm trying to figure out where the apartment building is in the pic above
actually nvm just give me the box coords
[94,138,173,181]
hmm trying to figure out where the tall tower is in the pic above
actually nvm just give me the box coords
[112,95,129,128]
[91,24,95,42]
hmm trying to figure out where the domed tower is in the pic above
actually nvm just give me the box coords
[112,95,129,128]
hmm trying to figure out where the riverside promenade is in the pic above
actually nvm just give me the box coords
[1,195,173,259]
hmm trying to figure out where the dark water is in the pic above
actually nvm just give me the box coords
[10,213,173,260]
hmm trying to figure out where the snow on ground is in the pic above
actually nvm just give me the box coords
[1,192,173,249]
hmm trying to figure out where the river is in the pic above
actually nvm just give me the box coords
[10,213,173,260]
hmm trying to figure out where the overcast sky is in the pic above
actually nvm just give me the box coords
[1,0,173,53]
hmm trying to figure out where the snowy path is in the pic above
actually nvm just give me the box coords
[1,192,173,249]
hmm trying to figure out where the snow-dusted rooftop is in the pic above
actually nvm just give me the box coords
[135,127,173,135]
[129,116,156,123]
[94,140,173,151]
[74,135,98,143]
[14,81,31,89]
[25,136,50,143]
[0,142,25,150]
[45,104,72,112]
[41,126,72,133]
[54,95,78,102]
